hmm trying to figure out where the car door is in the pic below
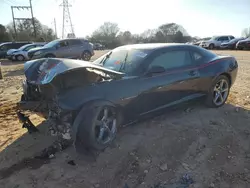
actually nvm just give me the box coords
[137,48,201,114]
[218,36,230,45]
[67,39,82,58]
[55,40,70,58]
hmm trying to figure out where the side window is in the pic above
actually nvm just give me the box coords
[191,51,204,64]
[15,43,23,48]
[148,50,192,70]
[24,45,35,51]
[220,37,229,41]
[217,37,224,41]
[6,44,13,50]
[69,39,82,46]
[229,36,235,40]
[58,41,69,48]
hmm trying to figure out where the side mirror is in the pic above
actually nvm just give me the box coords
[146,66,165,76]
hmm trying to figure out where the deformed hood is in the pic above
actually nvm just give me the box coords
[24,58,124,85]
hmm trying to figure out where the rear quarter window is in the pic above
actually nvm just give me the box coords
[69,39,82,46]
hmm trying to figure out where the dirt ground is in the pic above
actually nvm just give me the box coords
[0,50,250,188]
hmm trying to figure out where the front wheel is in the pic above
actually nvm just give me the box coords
[209,43,215,49]
[75,105,118,151]
[16,55,25,61]
[205,75,230,108]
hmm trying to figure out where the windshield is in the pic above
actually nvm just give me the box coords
[93,48,150,75]
[43,40,59,48]
[210,36,218,40]
[19,44,32,50]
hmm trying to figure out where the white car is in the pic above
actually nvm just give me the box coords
[7,43,46,61]
[200,35,235,49]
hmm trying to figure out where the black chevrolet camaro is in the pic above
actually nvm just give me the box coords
[17,43,238,152]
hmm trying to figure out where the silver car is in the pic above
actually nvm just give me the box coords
[27,39,94,61]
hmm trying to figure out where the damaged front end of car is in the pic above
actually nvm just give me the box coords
[16,58,124,152]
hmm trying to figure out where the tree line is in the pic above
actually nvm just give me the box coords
[1,18,250,49]
[87,22,196,49]
[0,18,56,42]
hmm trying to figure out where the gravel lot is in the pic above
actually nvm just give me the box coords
[0,50,250,188]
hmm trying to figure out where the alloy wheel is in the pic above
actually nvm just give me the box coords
[17,55,24,61]
[94,107,117,145]
[213,79,229,106]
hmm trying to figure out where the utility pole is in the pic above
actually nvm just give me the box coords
[11,6,17,39]
[60,0,75,39]
[10,0,36,40]
[54,18,58,39]
[29,0,36,38]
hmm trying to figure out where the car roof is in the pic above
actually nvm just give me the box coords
[0,41,31,46]
[116,43,192,50]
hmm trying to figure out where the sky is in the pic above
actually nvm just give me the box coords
[0,0,249,38]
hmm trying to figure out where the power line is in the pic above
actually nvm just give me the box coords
[3,0,12,5]
[11,0,37,39]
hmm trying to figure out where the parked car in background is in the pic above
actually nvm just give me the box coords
[236,38,250,50]
[200,35,235,49]
[220,37,246,50]
[193,41,202,46]
[7,43,46,61]
[93,43,105,50]
[27,38,94,61]
[17,43,238,152]
[0,41,31,59]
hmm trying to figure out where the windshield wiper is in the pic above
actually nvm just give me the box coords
[100,51,112,65]
[119,52,128,72]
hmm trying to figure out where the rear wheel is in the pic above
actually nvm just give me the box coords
[75,105,118,151]
[81,51,91,61]
[206,75,230,108]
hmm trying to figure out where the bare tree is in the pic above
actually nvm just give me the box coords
[91,22,120,48]
[6,18,56,42]
[0,24,11,42]
[242,27,250,38]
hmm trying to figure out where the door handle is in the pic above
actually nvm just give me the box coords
[189,70,198,76]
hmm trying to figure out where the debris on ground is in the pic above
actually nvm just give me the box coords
[160,163,168,171]
[67,160,76,166]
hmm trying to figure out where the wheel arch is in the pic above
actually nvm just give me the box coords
[72,99,123,143]
[219,73,232,87]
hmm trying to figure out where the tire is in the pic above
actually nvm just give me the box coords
[205,75,230,108]
[75,105,118,151]
[45,54,55,58]
[16,55,25,61]
[209,43,215,50]
[81,51,91,61]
